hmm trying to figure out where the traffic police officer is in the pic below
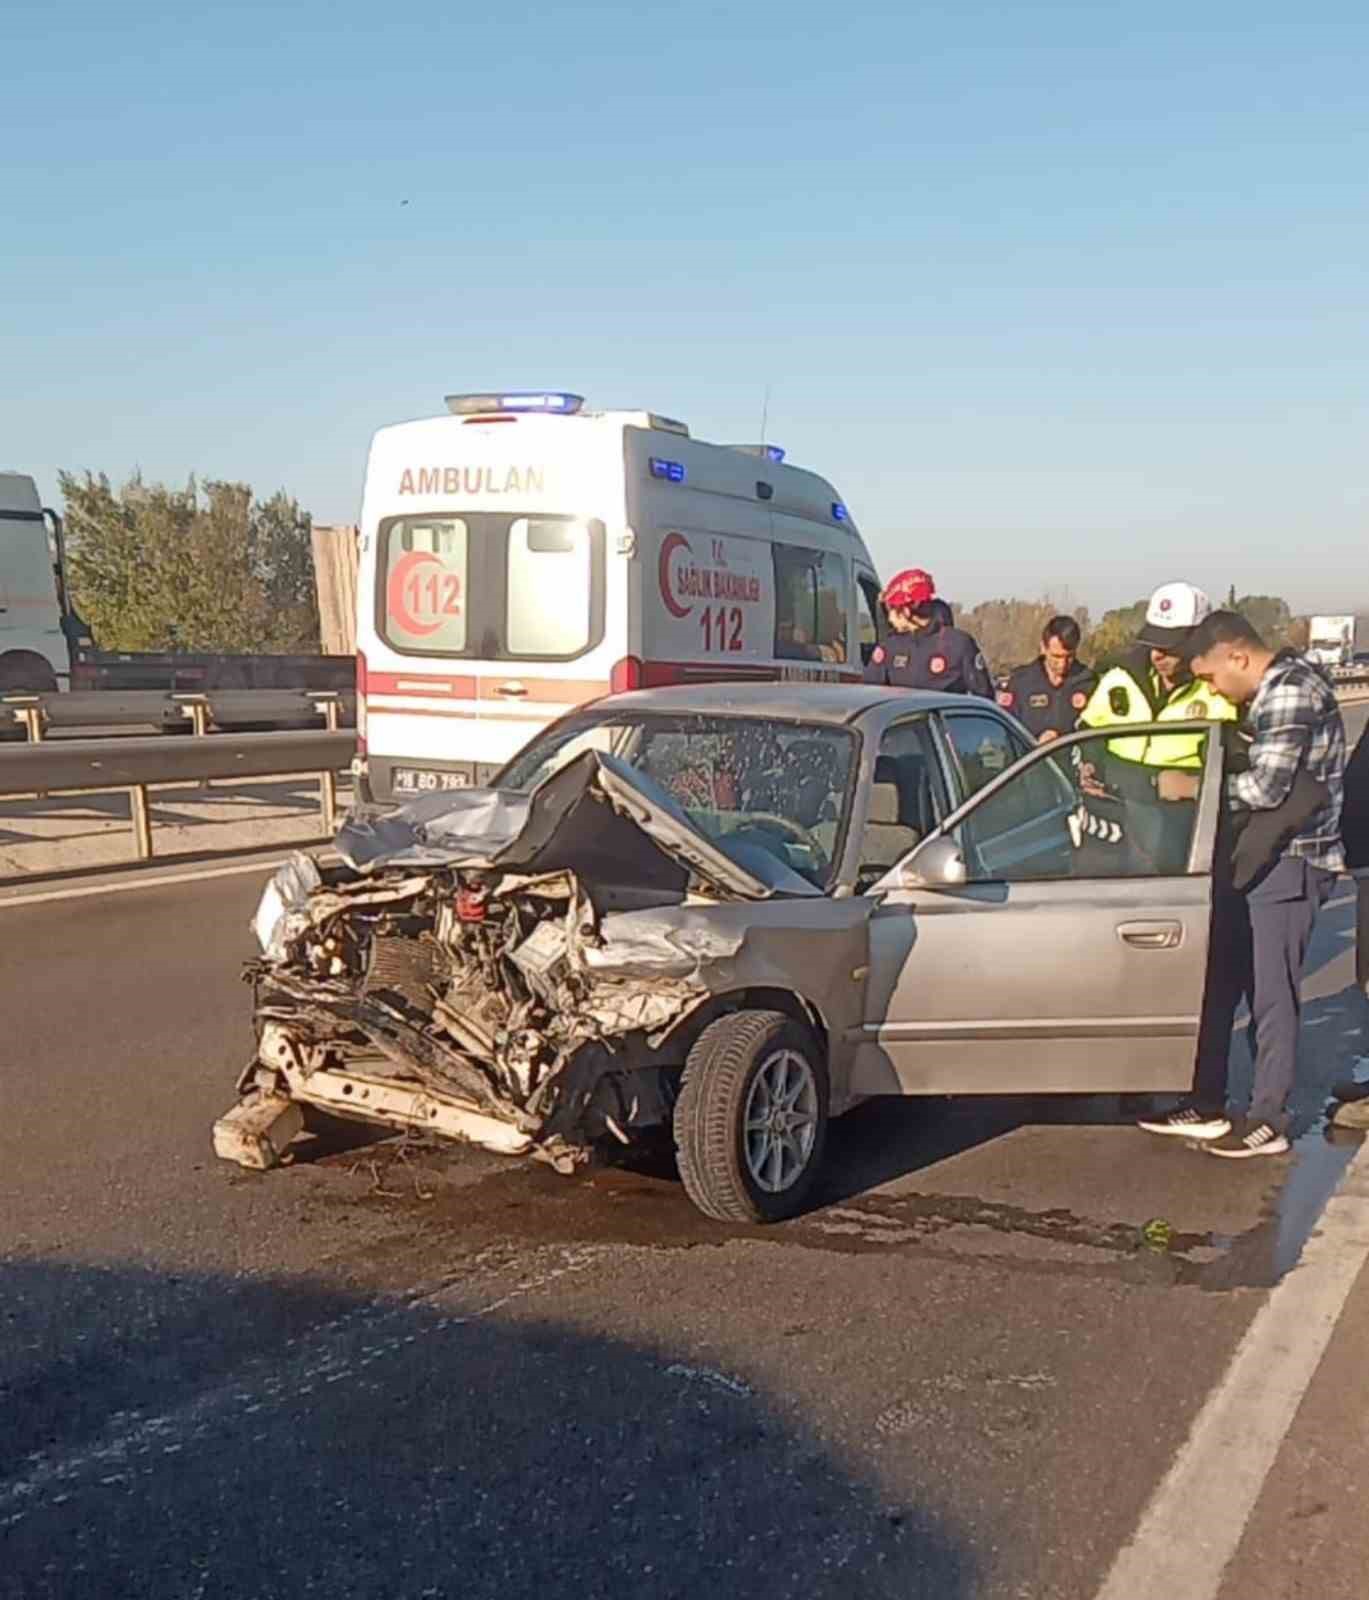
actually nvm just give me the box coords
[1077,581,1238,870]
[1079,582,1239,763]
[997,615,1097,743]
[864,568,993,697]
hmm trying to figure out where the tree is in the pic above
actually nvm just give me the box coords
[958,597,1090,677]
[1077,591,1300,663]
[1233,594,1294,648]
[60,472,320,653]
[1082,599,1148,664]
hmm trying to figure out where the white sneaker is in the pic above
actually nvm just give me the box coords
[1205,1121,1290,1159]
[1137,1105,1232,1141]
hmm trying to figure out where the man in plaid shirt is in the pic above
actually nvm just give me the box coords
[1139,610,1345,1158]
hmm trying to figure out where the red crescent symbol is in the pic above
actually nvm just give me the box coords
[658,531,693,620]
[388,550,447,637]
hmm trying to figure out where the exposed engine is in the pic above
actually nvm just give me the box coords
[238,852,701,1171]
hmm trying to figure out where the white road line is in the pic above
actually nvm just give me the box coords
[1094,1137,1369,1600]
[0,853,332,909]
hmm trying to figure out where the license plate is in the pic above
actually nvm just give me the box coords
[392,767,471,795]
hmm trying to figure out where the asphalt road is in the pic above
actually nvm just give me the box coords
[3,708,1367,1600]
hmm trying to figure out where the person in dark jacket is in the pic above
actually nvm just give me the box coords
[863,568,993,697]
[1140,613,1346,1157]
[997,615,1097,743]
[1343,721,1369,994]
[1328,721,1369,1124]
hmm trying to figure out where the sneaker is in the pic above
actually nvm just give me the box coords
[1137,1105,1232,1141]
[1331,1097,1369,1131]
[1330,1079,1369,1104]
[1205,1120,1290,1159]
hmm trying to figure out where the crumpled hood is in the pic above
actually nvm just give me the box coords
[338,750,822,903]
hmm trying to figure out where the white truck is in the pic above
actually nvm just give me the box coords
[1306,614,1369,673]
[0,471,77,692]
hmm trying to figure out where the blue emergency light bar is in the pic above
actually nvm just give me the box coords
[728,443,787,463]
[649,457,686,483]
[831,502,849,522]
[445,392,585,416]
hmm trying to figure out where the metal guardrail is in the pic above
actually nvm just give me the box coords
[0,730,357,860]
[0,688,356,742]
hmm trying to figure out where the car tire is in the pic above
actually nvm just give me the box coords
[674,1010,829,1224]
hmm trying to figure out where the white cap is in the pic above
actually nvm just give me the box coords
[1138,582,1212,650]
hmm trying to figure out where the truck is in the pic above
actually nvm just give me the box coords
[0,470,353,696]
[1306,614,1369,673]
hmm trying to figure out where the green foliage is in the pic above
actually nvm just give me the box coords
[1232,594,1294,647]
[1080,600,1148,665]
[958,597,1091,676]
[60,472,320,653]
[961,590,1301,675]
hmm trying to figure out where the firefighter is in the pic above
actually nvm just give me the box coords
[997,615,1097,743]
[864,568,993,696]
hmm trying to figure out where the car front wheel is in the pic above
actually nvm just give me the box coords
[674,1010,829,1224]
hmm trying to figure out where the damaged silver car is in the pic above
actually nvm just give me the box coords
[216,685,1227,1223]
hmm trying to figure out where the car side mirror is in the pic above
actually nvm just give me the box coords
[898,835,968,890]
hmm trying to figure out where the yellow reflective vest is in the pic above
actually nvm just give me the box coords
[1079,655,1237,769]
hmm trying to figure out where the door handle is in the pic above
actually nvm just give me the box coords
[494,681,527,697]
[1117,920,1183,950]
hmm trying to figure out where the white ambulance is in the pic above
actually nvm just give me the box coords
[353,392,883,806]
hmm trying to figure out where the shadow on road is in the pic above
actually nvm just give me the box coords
[814,1090,1142,1210]
[0,1256,977,1600]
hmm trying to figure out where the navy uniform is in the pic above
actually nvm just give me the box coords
[997,656,1098,739]
[864,619,993,696]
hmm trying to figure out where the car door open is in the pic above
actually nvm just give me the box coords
[850,723,1225,1099]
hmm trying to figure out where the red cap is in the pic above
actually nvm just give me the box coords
[881,567,936,610]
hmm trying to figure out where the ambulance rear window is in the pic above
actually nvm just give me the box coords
[382,517,468,652]
[377,511,604,661]
[507,518,593,655]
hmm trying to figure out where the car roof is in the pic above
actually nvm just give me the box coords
[593,682,977,725]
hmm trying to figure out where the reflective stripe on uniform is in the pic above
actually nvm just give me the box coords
[1080,664,1237,768]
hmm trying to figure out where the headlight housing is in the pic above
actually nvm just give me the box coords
[251,853,323,961]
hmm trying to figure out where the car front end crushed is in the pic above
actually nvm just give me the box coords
[214,748,869,1199]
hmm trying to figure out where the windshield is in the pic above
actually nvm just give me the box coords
[498,711,860,889]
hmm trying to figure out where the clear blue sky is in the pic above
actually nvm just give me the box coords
[5,0,1367,617]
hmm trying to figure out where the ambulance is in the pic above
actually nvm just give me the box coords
[353,392,883,806]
